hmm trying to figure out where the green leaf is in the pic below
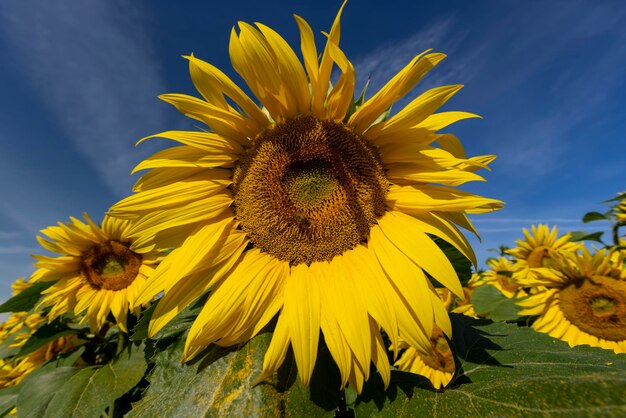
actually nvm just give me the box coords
[569,231,605,244]
[0,385,19,417]
[470,284,521,321]
[16,318,77,358]
[604,191,626,203]
[582,211,611,223]
[128,332,335,417]
[0,282,53,313]
[127,315,626,416]
[433,236,472,285]
[16,343,147,417]
[353,315,626,416]
[129,303,156,342]
[16,365,82,417]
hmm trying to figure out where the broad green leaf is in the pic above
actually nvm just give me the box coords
[569,231,605,244]
[128,332,336,417]
[16,318,77,358]
[0,385,19,417]
[127,315,626,417]
[352,315,626,416]
[16,343,147,418]
[0,282,53,313]
[16,365,82,417]
[471,284,521,321]
[582,211,611,223]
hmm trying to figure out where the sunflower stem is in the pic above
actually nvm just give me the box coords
[116,330,127,356]
[334,389,354,418]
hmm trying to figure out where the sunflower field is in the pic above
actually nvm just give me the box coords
[1,2,625,417]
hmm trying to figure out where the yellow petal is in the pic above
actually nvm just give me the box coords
[348,52,445,133]
[283,264,321,386]
[256,22,310,114]
[314,0,347,118]
[257,311,291,383]
[326,42,355,121]
[185,54,270,127]
[377,211,463,298]
[131,145,237,173]
[386,184,503,214]
[373,85,463,138]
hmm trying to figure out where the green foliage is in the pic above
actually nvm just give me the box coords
[16,318,80,358]
[582,211,611,223]
[129,333,318,417]
[569,231,605,244]
[125,316,626,417]
[352,315,626,416]
[470,285,522,321]
[15,343,147,418]
[0,282,53,313]
[0,385,19,417]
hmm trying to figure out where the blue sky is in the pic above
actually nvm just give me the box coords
[0,0,624,300]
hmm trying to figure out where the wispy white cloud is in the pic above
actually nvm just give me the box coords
[473,218,582,224]
[0,0,169,196]
[350,16,483,110]
[0,245,38,255]
[477,225,604,234]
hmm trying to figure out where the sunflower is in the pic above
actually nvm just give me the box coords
[109,2,501,392]
[473,256,521,298]
[30,214,162,333]
[517,248,626,353]
[395,325,455,389]
[0,334,81,389]
[507,224,581,284]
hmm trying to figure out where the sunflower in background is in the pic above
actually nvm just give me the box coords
[109,1,501,391]
[0,279,82,389]
[395,325,456,389]
[517,248,626,353]
[507,224,582,284]
[30,214,162,333]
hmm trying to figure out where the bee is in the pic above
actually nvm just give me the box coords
[292,213,310,228]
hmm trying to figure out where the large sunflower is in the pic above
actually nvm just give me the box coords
[517,249,626,353]
[109,3,501,391]
[31,214,162,333]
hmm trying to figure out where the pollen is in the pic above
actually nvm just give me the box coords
[559,276,626,342]
[232,114,389,265]
[80,241,143,291]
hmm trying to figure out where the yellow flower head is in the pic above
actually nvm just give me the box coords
[517,248,626,353]
[474,256,521,298]
[31,214,162,333]
[507,224,582,284]
[395,325,455,389]
[109,3,501,392]
[0,335,81,389]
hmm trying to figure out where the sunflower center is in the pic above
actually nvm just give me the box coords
[421,327,455,373]
[559,276,626,342]
[233,115,388,265]
[283,160,339,210]
[80,241,142,291]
